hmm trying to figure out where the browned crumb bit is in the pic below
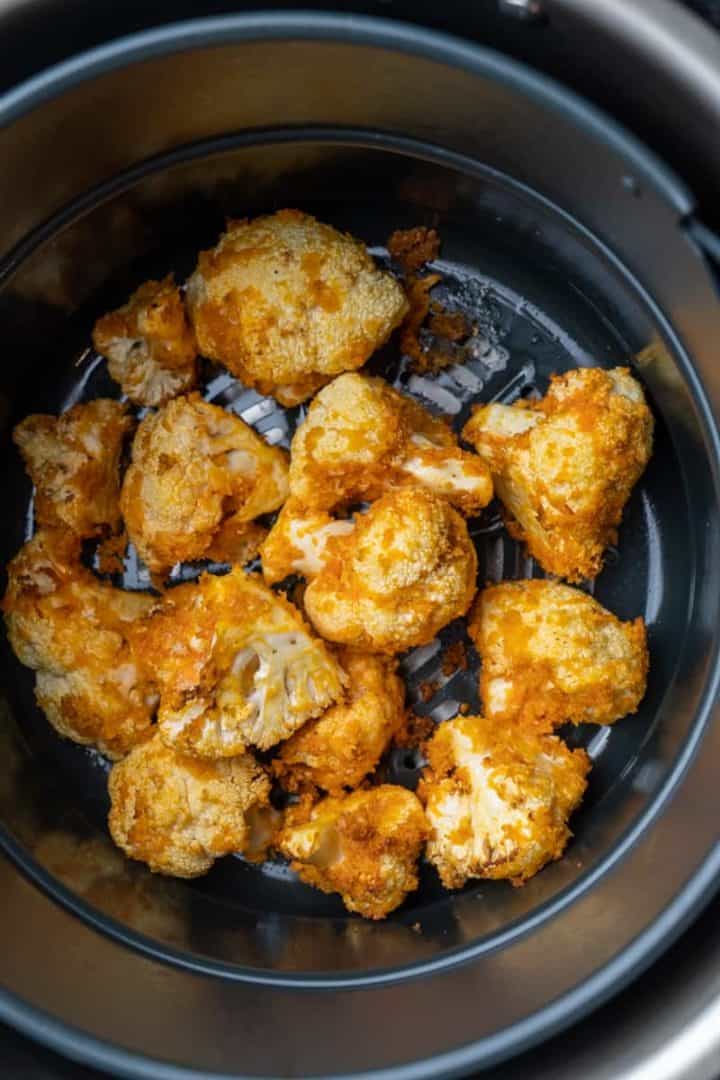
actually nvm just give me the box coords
[394,712,435,749]
[418,680,440,703]
[95,531,128,576]
[411,922,422,934]
[388,227,440,273]
[458,702,470,715]
[428,307,470,343]
[441,640,468,677]
[399,274,442,371]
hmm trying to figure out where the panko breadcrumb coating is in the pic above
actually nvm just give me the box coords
[185,210,409,406]
[92,275,197,407]
[419,714,590,888]
[108,733,270,877]
[469,579,648,729]
[3,530,156,757]
[288,372,492,516]
[462,367,653,581]
[121,393,288,573]
[132,567,345,758]
[303,486,478,653]
[260,501,355,586]
[277,785,428,919]
[274,650,405,793]
[13,399,133,537]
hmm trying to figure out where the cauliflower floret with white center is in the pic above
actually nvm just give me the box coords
[260,501,356,586]
[302,486,478,653]
[2,530,156,758]
[13,399,133,537]
[92,275,197,407]
[133,567,345,758]
[469,579,648,729]
[288,372,492,515]
[277,785,428,919]
[274,649,406,793]
[419,714,590,888]
[185,210,409,406]
[462,367,653,581]
[108,733,270,877]
[121,393,288,573]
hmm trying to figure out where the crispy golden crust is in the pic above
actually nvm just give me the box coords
[462,367,654,581]
[287,372,492,516]
[303,486,477,653]
[13,399,133,537]
[277,784,428,919]
[2,530,156,757]
[131,567,346,758]
[108,733,270,877]
[469,579,648,729]
[419,714,590,888]
[274,649,406,794]
[93,275,197,407]
[185,210,409,405]
[120,393,288,573]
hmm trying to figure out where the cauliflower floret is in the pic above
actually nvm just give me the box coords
[121,393,288,573]
[133,567,345,757]
[462,367,653,581]
[303,486,478,653]
[185,210,408,406]
[108,732,270,877]
[277,785,427,919]
[2,530,156,757]
[92,275,197,407]
[469,579,648,729]
[288,372,492,515]
[260,501,356,586]
[13,399,133,537]
[274,649,406,793]
[419,714,590,888]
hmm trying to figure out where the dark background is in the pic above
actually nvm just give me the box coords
[2,0,720,1076]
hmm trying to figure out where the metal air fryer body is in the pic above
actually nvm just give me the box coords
[1,2,720,1078]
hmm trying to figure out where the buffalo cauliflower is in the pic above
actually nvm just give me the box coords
[133,567,346,758]
[287,372,492,515]
[419,714,590,888]
[277,785,428,918]
[185,210,408,406]
[121,393,288,573]
[274,649,406,793]
[108,732,270,877]
[303,486,478,653]
[92,275,197,407]
[462,367,654,581]
[469,579,648,729]
[3,530,156,757]
[13,399,133,537]
[260,501,355,586]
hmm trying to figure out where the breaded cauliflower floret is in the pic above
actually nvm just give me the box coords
[303,487,478,653]
[288,373,492,515]
[462,367,654,581]
[13,399,133,537]
[185,210,409,406]
[469,579,648,729]
[3,530,156,757]
[419,714,589,888]
[133,567,345,758]
[108,733,270,877]
[92,276,197,407]
[121,393,288,573]
[260,501,355,586]
[274,649,405,793]
[277,785,427,918]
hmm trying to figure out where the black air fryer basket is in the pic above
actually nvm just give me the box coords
[1,5,720,1078]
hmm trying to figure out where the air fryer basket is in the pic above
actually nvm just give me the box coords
[1,14,720,1079]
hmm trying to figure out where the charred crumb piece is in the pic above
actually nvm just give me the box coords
[388,226,441,274]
